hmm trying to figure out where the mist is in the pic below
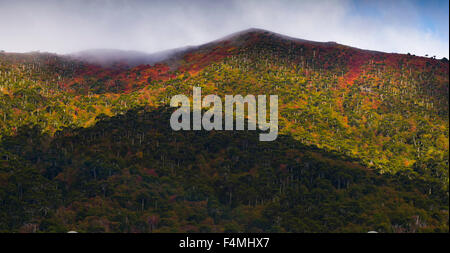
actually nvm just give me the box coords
[0,0,448,58]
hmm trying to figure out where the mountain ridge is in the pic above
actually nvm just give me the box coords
[6,28,441,69]
[0,28,448,233]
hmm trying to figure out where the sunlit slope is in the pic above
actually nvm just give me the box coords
[1,28,448,183]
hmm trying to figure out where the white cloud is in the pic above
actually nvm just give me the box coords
[0,0,448,58]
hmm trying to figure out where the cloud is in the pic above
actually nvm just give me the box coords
[0,0,448,58]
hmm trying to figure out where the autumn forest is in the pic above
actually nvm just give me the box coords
[0,29,448,233]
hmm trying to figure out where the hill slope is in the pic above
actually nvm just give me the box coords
[0,29,448,232]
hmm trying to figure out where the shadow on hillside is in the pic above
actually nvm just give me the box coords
[0,106,448,233]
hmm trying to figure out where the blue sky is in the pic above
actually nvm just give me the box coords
[351,0,449,47]
[0,0,448,58]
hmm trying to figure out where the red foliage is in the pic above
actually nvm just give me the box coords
[179,45,236,73]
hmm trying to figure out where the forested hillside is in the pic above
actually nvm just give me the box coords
[0,29,448,232]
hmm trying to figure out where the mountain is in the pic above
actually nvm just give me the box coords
[0,29,448,232]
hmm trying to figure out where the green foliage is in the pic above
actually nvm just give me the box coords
[0,107,447,232]
[0,32,448,232]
